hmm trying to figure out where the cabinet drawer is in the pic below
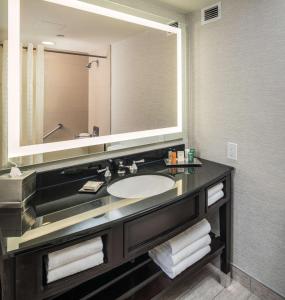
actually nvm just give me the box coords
[124,196,199,257]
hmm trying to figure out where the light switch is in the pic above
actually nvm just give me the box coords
[227,142,237,160]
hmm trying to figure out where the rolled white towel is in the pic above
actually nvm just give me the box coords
[208,190,224,207]
[208,183,223,198]
[150,234,211,266]
[47,251,104,283]
[48,237,103,270]
[163,219,211,255]
[150,245,211,279]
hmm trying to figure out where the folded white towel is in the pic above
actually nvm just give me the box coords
[150,246,211,279]
[208,190,224,207]
[150,234,211,266]
[47,251,104,283]
[208,183,223,198]
[163,219,211,255]
[48,237,103,270]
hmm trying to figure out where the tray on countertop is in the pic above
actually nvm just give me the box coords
[164,158,203,167]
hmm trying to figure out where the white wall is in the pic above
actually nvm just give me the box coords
[188,0,285,296]
[111,29,177,134]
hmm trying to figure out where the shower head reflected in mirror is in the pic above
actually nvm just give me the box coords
[86,59,99,69]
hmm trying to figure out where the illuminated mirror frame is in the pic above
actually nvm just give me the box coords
[8,0,182,158]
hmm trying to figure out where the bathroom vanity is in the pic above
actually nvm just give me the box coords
[0,146,233,300]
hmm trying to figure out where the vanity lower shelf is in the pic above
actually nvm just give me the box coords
[130,236,225,300]
[52,236,224,300]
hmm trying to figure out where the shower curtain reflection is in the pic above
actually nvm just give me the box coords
[20,43,45,165]
[0,41,8,168]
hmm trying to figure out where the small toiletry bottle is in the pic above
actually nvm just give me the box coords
[171,149,177,164]
[177,151,184,162]
[168,148,172,162]
[185,149,190,162]
[188,148,195,163]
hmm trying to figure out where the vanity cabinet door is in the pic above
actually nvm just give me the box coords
[124,195,199,257]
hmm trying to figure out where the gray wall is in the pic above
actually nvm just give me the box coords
[111,29,177,134]
[188,0,285,296]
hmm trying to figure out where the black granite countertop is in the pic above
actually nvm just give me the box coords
[0,159,233,257]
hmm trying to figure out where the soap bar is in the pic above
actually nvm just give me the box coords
[79,181,104,193]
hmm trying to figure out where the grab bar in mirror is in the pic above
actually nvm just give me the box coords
[43,123,63,140]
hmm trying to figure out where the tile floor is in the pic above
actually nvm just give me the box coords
[156,264,260,300]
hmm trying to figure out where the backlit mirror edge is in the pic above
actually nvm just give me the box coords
[8,0,184,159]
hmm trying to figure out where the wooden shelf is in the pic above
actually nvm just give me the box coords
[52,237,224,300]
[129,237,224,300]
[51,254,152,300]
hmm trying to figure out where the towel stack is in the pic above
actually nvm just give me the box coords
[46,237,104,283]
[208,183,224,206]
[149,219,211,279]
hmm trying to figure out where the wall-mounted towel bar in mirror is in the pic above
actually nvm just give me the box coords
[43,124,64,140]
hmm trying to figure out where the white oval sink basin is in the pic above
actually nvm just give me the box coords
[107,174,175,199]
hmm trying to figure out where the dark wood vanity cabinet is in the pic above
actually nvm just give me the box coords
[0,170,232,300]
[124,194,199,257]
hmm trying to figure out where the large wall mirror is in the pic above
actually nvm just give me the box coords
[6,0,182,163]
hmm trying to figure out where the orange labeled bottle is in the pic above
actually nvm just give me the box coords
[171,149,177,164]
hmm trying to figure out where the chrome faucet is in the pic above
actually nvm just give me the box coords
[117,161,128,175]
[97,166,112,178]
[117,159,145,175]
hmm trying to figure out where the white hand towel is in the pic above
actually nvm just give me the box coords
[150,245,211,279]
[208,190,224,207]
[48,237,103,270]
[150,234,211,266]
[47,251,104,283]
[163,219,211,255]
[208,183,223,198]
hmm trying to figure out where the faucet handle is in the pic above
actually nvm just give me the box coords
[131,159,145,173]
[98,166,112,178]
[97,167,106,174]
[104,166,112,178]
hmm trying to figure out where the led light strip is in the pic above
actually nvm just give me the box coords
[44,0,179,33]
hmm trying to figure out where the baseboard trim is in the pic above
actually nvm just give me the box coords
[231,265,284,300]
[210,257,284,300]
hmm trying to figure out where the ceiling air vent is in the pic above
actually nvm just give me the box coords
[201,2,221,25]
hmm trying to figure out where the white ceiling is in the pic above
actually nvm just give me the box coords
[150,0,217,13]
[0,0,158,56]
[19,0,150,55]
